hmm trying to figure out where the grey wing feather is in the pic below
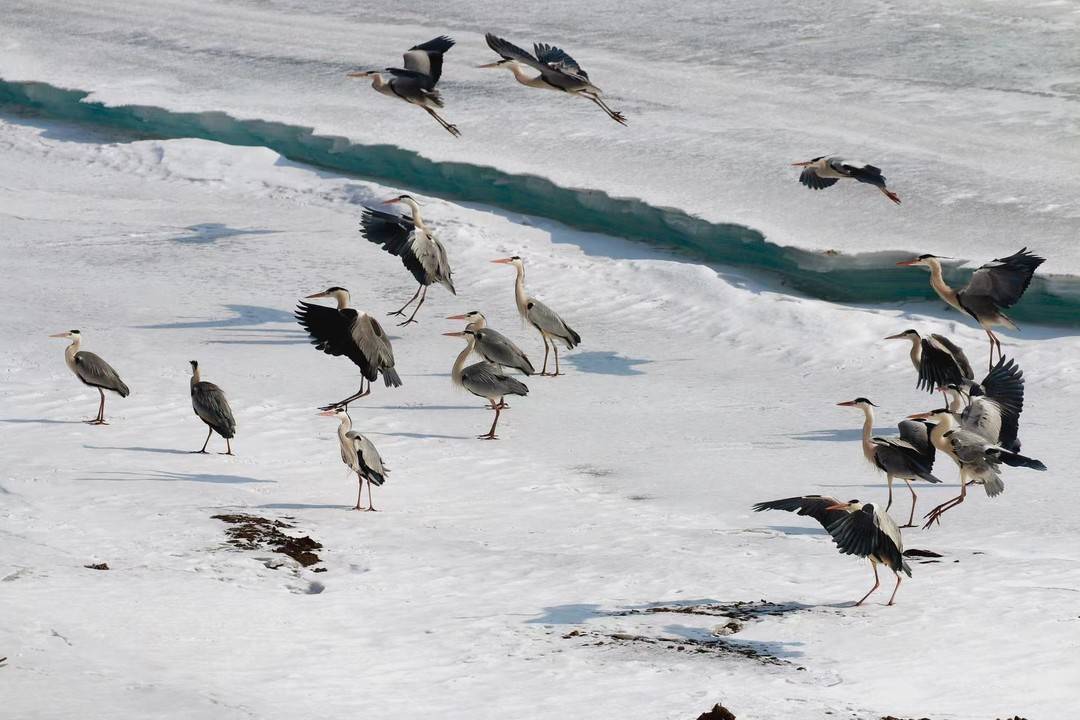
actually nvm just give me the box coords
[346,431,388,485]
[351,315,396,372]
[474,328,534,375]
[462,361,529,399]
[526,298,580,348]
[799,168,839,190]
[751,495,845,529]
[533,43,588,79]
[74,351,129,396]
[411,233,455,293]
[192,381,236,438]
[897,420,934,460]
[827,505,908,575]
[929,334,973,379]
[962,248,1044,309]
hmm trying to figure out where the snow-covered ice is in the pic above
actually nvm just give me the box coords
[2,109,1079,719]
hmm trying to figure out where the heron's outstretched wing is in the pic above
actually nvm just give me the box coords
[961,247,1044,310]
[485,33,539,65]
[295,302,378,380]
[751,495,845,529]
[192,381,236,438]
[402,35,454,84]
[827,504,908,575]
[73,351,130,396]
[897,420,934,461]
[533,43,588,80]
[968,357,1024,449]
[917,337,967,392]
[929,334,973,379]
[798,168,839,190]
[359,207,429,285]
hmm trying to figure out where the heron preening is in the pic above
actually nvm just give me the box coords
[189,360,236,455]
[909,404,1046,527]
[885,329,973,394]
[295,287,402,410]
[359,194,455,326]
[753,496,911,606]
[319,407,388,511]
[791,156,901,204]
[897,248,1045,369]
[445,330,529,439]
[837,398,941,527]
[481,33,627,125]
[347,36,460,136]
[49,330,129,424]
[491,256,580,376]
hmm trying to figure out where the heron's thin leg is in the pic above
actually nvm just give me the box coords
[194,426,212,454]
[901,478,918,528]
[886,572,902,606]
[855,562,880,606]
[539,334,551,375]
[423,107,461,137]
[923,471,968,528]
[223,438,234,456]
[552,343,563,376]
[388,285,422,317]
[479,406,502,440]
[86,388,108,425]
[398,286,427,326]
[885,475,894,511]
[353,471,364,511]
[985,329,999,370]
[367,479,377,512]
[583,92,627,125]
[322,379,371,411]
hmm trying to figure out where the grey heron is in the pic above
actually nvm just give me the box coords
[836,398,941,527]
[897,248,1045,369]
[491,256,580,376]
[908,406,1046,527]
[444,330,529,440]
[49,330,129,424]
[347,36,460,137]
[189,360,236,455]
[295,287,402,410]
[753,496,911,606]
[359,195,455,326]
[447,311,534,409]
[951,357,1027,453]
[884,329,973,394]
[319,407,388,511]
[480,33,627,125]
[791,156,901,204]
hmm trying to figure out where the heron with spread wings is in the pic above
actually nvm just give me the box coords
[480,33,627,125]
[791,156,901,204]
[348,36,460,136]
[885,329,973,394]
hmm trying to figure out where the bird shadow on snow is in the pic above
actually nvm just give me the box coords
[82,470,274,484]
[563,351,651,376]
[171,223,278,245]
[527,603,605,625]
[367,431,474,440]
[136,304,296,330]
[84,444,194,455]
[0,418,85,425]
[790,427,894,442]
[765,525,828,536]
[255,502,354,510]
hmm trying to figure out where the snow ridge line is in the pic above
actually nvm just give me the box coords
[2,77,1078,326]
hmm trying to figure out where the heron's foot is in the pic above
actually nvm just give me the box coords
[351,505,368,512]
[477,433,498,440]
[386,309,407,318]
[899,522,917,529]
[190,449,209,454]
[219,451,235,456]
[396,318,419,327]
[611,111,628,126]
[446,124,461,138]
[85,419,108,425]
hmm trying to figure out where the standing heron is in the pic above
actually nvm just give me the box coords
[446,311,534,375]
[347,36,460,137]
[49,330,129,424]
[897,248,1045,369]
[791,156,901,204]
[295,287,402,410]
[444,330,529,439]
[189,360,236,455]
[753,496,911,606]
[908,406,1046,527]
[319,407,388,511]
[491,256,580,376]
[480,33,627,125]
[359,194,455,326]
[885,329,973,394]
[837,398,941,527]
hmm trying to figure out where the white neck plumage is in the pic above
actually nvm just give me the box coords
[398,197,426,231]
[858,405,877,464]
[451,336,476,385]
[926,260,961,311]
[332,289,351,310]
[513,264,529,317]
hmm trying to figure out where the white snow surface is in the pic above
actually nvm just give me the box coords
[3,0,1080,270]
[2,116,1080,719]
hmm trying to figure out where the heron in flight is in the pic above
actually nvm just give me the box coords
[445,330,529,439]
[909,403,1046,527]
[359,195,455,326]
[753,496,911,606]
[885,329,973,394]
[491,256,580,376]
[49,330,129,424]
[791,156,901,204]
[897,248,1045,369]
[347,36,460,136]
[480,33,627,125]
[189,360,236,455]
[319,407,388,511]
[836,398,941,527]
[295,287,402,410]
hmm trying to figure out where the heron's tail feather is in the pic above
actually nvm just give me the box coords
[442,275,457,295]
[562,324,581,349]
[994,449,1046,471]
[505,377,529,397]
[900,559,912,578]
[916,470,942,484]
[981,473,1005,497]
[382,368,403,388]
[517,354,535,376]
[116,380,130,398]
[368,471,387,487]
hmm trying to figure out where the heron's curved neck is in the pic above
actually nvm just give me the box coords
[191,366,202,385]
[337,413,353,435]
[466,318,486,332]
[451,338,475,385]
[906,336,922,368]
[371,75,388,92]
[946,390,964,414]
[64,336,81,368]
[332,290,351,310]
[513,265,529,316]
[400,199,426,230]
[927,261,960,310]
[507,63,540,86]
[928,415,957,452]
[858,406,876,464]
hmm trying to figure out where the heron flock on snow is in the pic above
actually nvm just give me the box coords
[46,34,1051,607]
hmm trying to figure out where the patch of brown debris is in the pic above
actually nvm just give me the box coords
[212,514,323,568]
[697,702,736,719]
[560,627,785,666]
[614,600,803,622]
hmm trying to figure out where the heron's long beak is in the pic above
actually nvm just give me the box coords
[477,61,509,69]
[884,332,908,340]
[490,258,514,264]
[895,259,920,266]
[790,161,812,167]
[49,332,70,338]
[446,314,469,320]
[836,400,857,407]
[824,503,850,511]
[442,331,465,337]
[347,71,375,78]
[304,291,328,299]
[381,197,401,204]
[317,410,337,416]
[906,411,932,419]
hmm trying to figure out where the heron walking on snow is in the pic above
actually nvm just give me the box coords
[189,360,236,455]
[481,33,627,125]
[792,156,901,204]
[49,330,129,424]
[359,194,455,326]
[347,36,460,136]
[753,496,911,606]
[491,256,580,375]
[295,287,402,410]
[445,330,529,439]
[897,248,1045,369]
[319,407,388,511]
